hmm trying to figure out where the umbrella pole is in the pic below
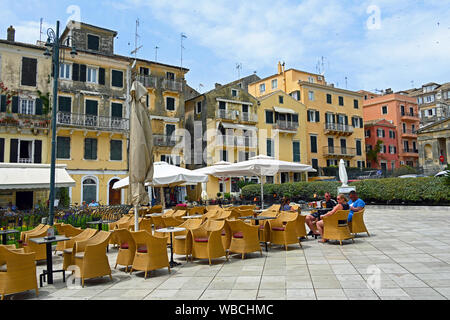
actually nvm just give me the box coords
[160,187,165,210]
[134,204,139,231]
[260,175,264,210]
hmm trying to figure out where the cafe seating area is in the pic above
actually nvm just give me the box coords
[0,203,371,299]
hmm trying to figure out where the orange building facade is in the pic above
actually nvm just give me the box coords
[362,93,420,168]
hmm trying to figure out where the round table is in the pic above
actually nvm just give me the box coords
[145,213,163,218]
[155,227,186,267]
[182,215,203,219]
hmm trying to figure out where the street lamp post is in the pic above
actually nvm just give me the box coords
[44,21,77,226]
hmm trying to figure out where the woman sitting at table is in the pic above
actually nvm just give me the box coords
[280,197,296,212]
[315,194,350,243]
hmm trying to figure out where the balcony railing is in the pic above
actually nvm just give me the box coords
[137,74,157,88]
[162,79,183,92]
[240,112,258,122]
[56,112,129,131]
[324,123,354,134]
[216,109,236,121]
[0,113,50,129]
[401,111,418,118]
[401,129,417,136]
[216,135,235,146]
[235,136,257,148]
[153,134,181,147]
[274,121,299,131]
[323,146,357,157]
[402,149,419,154]
[18,158,33,163]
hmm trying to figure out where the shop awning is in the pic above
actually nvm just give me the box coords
[219,122,258,131]
[0,163,76,190]
[273,106,297,115]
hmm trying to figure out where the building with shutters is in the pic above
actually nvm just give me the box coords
[55,21,130,205]
[248,62,366,172]
[362,92,420,168]
[256,90,308,184]
[363,119,399,170]
[185,79,259,200]
[0,26,52,209]
[133,58,189,167]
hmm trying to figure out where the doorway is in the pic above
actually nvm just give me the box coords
[109,179,121,205]
[16,191,33,210]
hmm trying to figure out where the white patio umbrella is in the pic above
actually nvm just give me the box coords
[210,155,316,209]
[339,159,348,187]
[193,161,232,200]
[113,162,209,209]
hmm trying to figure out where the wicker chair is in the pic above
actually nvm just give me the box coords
[268,212,302,250]
[229,208,253,220]
[138,218,153,233]
[210,209,232,221]
[23,225,51,261]
[257,210,279,243]
[348,209,369,236]
[266,204,281,212]
[162,216,184,227]
[206,205,220,212]
[147,205,163,215]
[62,228,98,270]
[189,207,205,216]
[226,220,262,259]
[19,224,44,243]
[189,220,227,265]
[322,210,354,245]
[113,229,136,272]
[173,210,187,219]
[239,205,256,211]
[109,215,132,231]
[201,209,220,221]
[72,231,112,287]
[162,209,175,218]
[173,219,203,260]
[0,246,38,300]
[62,224,83,237]
[130,231,170,278]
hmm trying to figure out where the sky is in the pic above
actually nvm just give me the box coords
[0,0,449,94]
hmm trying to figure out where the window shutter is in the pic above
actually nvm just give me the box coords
[356,140,361,156]
[238,151,244,162]
[86,100,98,116]
[307,111,310,122]
[80,64,87,82]
[12,96,19,113]
[92,139,97,159]
[111,103,123,118]
[58,96,71,113]
[0,138,4,162]
[359,118,363,128]
[111,70,124,88]
[110,140,122,161]
[382,130,385,138]
[0,95,6,112]
[345,116,348,125]
[72,63,80,81]
[21,57,37,86]
[34,140,42,163]
[10,139,18,163]
[99,68,105,85]
[35,98,43,115]
[315,111,320,122]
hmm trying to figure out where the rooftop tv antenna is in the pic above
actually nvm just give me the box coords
[180,33,187,76]
[130,18,143,60]
[154,46,159,62]
[39,18,43,42]
[345,76,348,89]
[236,63,242,81]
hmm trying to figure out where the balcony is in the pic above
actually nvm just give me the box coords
[401,129,417,138]
[56,112,129,132]
[402,149,419,157]
[18,158,33,163]
[153,134,181,147]
[324,123,354,136]
[162,79,183,92]
[323,146,357,158]
[235,136,257,149]
[0,113,50,130]
[240,112,258,123]
[137,74,157,88]
[216,135,235,147]
[401,111,419,122]
[273,120,299,132]
[216,109,237,121]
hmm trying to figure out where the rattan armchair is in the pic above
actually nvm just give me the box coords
[23,225,51,261]
[62,224,83,237]
[189,220,227,265]
[113,229,136,272]
[226,220,262,259]
[19,224,44,243]
[62,228,98,270]
[138,218,153,233]
[130,230,170,278]
[162,209,175,218]
[238,205,256,211]
[109,215,133,231]
[257,210,279,243]
[189,207,205,216]
[268,212,302,250]
[348,209,369,236]
[147,205,163,215]
[206,205,220,212]
[322,210,354,245]
[72,231,112,287]
[173,219,203,260]
[162,216,184,227]
[210,209,232,221]
[0,246,38,300]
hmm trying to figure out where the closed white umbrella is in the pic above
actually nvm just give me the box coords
[339,159,348,187]
[211,155,316,209]
[193,161,232,200]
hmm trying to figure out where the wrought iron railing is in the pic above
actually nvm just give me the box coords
[274,121,299,131]
[137,74,158,88]
[56,112,129,131]
[324,123,354,133]
[162,79,183,91]
[323,146,356,157]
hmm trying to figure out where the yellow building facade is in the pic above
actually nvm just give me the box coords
[249,63,366,171]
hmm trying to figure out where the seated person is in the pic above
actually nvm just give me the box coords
[281,197,296,212]
[305,192,337,236]
[316,194,350,243]
[347,190,365,222]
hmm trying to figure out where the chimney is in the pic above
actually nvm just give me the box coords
[277,61,282,74]
[7,25,15,42]
[215,83,222,89]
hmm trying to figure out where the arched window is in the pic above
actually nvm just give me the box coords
[82,177,97,204]
[424,144,433,160]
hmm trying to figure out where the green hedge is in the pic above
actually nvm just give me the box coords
[241,177,450,204]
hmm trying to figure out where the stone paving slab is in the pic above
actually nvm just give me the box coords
[4,205,450,300]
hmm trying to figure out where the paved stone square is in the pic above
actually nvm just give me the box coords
[7,205,450,300]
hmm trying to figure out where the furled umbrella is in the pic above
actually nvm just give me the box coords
[129,80,154,231]
[339,159,348,187]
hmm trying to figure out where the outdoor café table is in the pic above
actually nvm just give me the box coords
[145,213,164,218]
[155,227,186,268]
[0,229,19,245]
[238,216,277,252]
[253,209,263,214]
[29,235,70,287]
[182,215,203,219]
[86,219,115,231]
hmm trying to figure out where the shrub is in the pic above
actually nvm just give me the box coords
[241,177,450,204]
